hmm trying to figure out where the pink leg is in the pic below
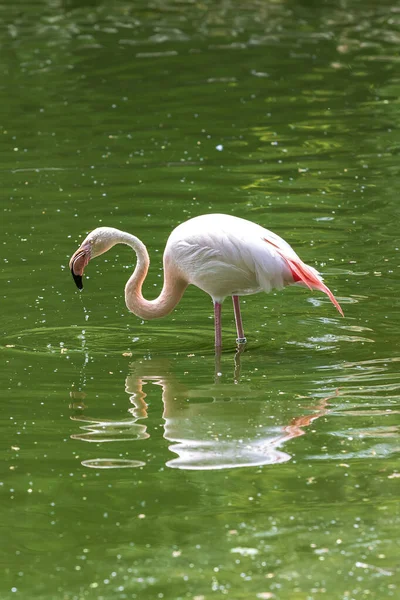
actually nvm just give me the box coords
[232,295,247,344]
[214,301,222,348]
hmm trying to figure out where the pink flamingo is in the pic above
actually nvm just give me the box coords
[69,213,343,347]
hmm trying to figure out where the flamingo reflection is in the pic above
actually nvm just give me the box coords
[71,358,333,470]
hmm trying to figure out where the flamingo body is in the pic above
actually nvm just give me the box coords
[165,214,304,303]
[69,213,343,347]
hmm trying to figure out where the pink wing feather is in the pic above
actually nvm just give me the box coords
[264,237,344,317]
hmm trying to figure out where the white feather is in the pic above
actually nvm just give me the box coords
[165,213,298,303]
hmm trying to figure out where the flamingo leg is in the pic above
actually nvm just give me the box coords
[214,301,222,348]
[232,295,247,344]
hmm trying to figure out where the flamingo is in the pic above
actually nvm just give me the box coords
[69,213,343,347]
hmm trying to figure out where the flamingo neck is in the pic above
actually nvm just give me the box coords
[120,232,187,320]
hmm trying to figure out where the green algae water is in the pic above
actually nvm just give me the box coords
[1,1,399,598]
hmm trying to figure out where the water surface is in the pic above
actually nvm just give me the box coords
[1,1,400,598]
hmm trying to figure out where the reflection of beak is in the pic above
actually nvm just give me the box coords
[69,242,91,290]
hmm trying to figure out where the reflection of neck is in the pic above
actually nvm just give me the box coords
[126,364,186,421]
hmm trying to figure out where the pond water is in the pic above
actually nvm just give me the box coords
[1,1,399,598]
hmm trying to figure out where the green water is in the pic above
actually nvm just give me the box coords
[1,1,399,598]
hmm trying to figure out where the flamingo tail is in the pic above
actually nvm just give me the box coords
[263,237,343,317]
[283,255,344,317]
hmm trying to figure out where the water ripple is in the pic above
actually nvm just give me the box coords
[81,458,145,469]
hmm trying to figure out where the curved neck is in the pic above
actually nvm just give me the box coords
[119,232,187,320]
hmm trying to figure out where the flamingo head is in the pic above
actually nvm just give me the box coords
[69,227,119,290]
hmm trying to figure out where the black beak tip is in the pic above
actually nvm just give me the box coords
[71,268,83,290]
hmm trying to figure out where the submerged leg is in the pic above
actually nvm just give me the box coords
[233,343,245,383]
[214,346,222,382]
[214,301,222,348]
[232,295,247,344]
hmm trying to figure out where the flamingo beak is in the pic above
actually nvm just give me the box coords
[69,242,91,290]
